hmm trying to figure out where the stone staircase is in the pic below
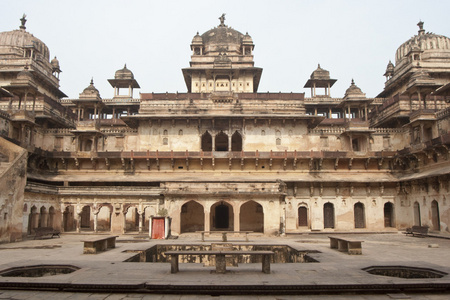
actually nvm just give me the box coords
[0,153,10,175]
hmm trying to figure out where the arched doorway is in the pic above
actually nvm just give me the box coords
[63,205,75,232]
[240,201,264,232]
[201,131,212,151]
[48,206,55,228]
[80,206,91,229]
[231,131,242,151]
[354,202,365,228]
[384,202,394,227]
[97,205,112,231]
[180,201,205,233]
[211,201,234,231]
[323,203,335,229]
[28,206,38,234]
[413,201,421,226]
[298,206,308,227]
[39,206,47,228]
[124,207,139,232]
[431,200,440,231]
[215,131,228,151]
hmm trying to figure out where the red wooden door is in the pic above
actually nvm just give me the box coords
[151,218,165,239]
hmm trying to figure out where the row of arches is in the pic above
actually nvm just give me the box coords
[201,131,242,152]
[414,200,440,230]
[27,205,57,234]
[297,202,395,229]
[180,200,264,233]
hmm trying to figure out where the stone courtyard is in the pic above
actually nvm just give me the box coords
[0,232,450,298]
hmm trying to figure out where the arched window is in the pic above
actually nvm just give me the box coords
[231,131,242,151]
[201,131,212,151]
[178,130,183,136]
[215,131,228,151]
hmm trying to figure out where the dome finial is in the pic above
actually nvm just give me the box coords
[417,20,425,35]
[90,77,94,85]
[351,78,355,85]
[20,14,27,30]
[219,13,226,27]
[124,63,127,69]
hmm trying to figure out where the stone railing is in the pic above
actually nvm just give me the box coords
[436,106,450,119]
[309,127,345,134]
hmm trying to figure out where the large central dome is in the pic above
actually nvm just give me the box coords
[395,21,450,65]
[0,16,50,61]
[201,25,244,46]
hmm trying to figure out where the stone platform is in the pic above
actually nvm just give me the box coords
[0,232,450,299]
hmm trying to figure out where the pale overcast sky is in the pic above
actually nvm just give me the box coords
[2,0,449,99]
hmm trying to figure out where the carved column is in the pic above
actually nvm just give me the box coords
[138,211,143,234]
[234,204,240,232]
[204,208,210,232]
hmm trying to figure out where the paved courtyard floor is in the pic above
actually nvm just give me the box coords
[0,231,449,299]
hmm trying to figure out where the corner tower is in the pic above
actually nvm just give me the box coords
[182,14,262,93]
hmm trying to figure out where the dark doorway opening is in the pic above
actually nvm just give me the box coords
[431,200,440,231]
[231,131,242,151]
[298,206,308,227]
[354,202,365,228]
[384,202,394,227]
[323,203,335,229]
[215,203,229,229]
[215,131,228,151]
[201,131,212,151]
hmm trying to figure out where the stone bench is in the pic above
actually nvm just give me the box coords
[405,225,429,237]
[329,236,363,255]
[197,231,253,242]
[82,236,118,254]
[34,227,60,239]
[165,250,274,274]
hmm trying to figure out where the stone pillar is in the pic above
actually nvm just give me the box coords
[204,209,210,232]
[138,212,143,234]
[234,205,240,232]
[76,213,81,233]
[122,209,127,234]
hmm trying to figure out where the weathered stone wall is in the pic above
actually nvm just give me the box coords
[0,137,27,243]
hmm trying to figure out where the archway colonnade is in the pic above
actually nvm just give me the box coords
[179,200,264,234]
[24,202,159,235]
[201,130,242,152]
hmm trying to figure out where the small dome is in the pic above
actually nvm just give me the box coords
[384,60,394,77]
[17,65,33,80]
[344,79,366,99]
[395,21,450,64]
[192,32,203,44]
[0,16,50,61]
[310,64,330,80]
[51,56,60,70]
[242,32,253,44]
[81,78,101,98]
[115,64,134,80]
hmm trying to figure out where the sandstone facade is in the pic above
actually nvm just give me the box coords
[0,16,449,242]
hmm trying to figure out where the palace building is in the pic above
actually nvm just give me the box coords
[0,15,449,243]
